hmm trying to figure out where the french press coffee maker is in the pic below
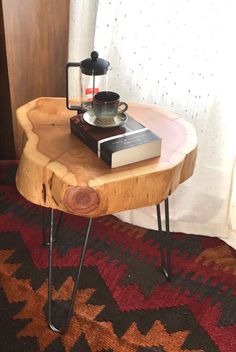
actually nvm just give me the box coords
[66,51,110,113]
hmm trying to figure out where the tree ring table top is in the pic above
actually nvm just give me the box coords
[16,97,197,218]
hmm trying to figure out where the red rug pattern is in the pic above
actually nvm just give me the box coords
[0,161,236,352]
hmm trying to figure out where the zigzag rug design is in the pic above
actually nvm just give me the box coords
[0,161,236,352]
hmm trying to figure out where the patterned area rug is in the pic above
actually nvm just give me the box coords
[0,161,236,352]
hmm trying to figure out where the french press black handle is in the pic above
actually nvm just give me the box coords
[66,62,81,111]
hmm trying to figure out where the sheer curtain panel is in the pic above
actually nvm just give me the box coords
[69,0,236,248]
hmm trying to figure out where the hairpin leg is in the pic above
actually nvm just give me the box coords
[42,208,63,247]
[48,208,93,333]
[156,197,172,280]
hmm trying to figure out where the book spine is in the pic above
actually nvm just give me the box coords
[98,129,147,168]
[97,128,148,157]
[70,122,98,154]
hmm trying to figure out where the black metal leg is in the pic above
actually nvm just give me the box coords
[42,208,63,247]
[156,204,166,270]
[164,198,172,279]
[156,197,172,280]
[48,208,92,333]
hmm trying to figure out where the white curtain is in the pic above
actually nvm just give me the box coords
[69,0,236,248]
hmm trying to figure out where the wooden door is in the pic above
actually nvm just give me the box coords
[0,0,70,158]
[0,0,15,159]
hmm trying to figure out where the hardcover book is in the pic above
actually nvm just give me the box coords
[70,114,161,168]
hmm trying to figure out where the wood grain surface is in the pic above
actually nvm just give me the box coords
[2,0,69,157]
[0,1,15,159]
[16,97,197,217]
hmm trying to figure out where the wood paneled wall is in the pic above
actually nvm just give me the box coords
[0,0,70,158]
[0,1,15,159]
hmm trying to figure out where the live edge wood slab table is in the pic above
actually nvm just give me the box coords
[16,97,197,333]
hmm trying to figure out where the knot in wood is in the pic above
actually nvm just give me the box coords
[64,186,99,215]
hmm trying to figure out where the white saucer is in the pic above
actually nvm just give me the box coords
[82,110,128,128]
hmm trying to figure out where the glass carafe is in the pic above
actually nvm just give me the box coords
[66,51,110,113]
